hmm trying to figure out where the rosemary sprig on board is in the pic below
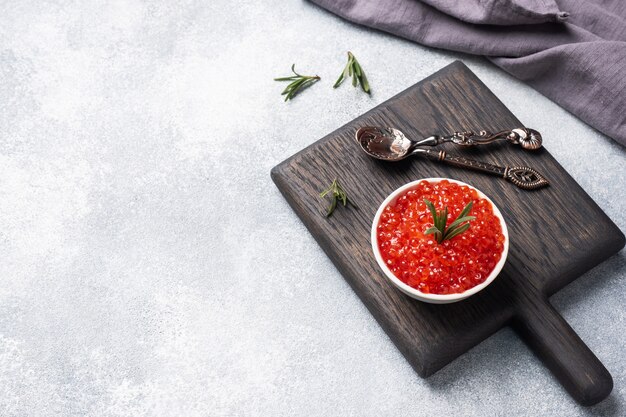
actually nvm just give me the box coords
[319,179,355,217]
[274,64,320,101]
[333,52,370,94]
[424,199,475,243]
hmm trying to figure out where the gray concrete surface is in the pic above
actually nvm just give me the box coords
[0,1,624,416]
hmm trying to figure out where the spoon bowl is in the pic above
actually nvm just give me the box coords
[356,126,414,161]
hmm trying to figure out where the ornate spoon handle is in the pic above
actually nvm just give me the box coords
[416,149,549,190]
[418,128,543,151]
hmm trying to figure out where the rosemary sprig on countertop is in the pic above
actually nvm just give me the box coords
[274,64,320,101]
[333,51,370,94]
[424,199,475,243]
[319,178,356,217]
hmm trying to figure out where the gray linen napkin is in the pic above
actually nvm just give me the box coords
[310,0,626,146]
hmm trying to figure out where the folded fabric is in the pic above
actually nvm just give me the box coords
[310,0,626,146]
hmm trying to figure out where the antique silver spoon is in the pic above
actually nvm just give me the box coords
[370,126,543,151]
[356,126,549,190]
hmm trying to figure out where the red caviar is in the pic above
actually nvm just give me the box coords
[376,180,505,295]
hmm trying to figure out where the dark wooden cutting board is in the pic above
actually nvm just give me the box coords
[271,61,625,406]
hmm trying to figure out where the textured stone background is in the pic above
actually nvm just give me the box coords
[0,1,624,416]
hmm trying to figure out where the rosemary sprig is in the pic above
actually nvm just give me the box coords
[424,199,475,243]
[333,51,370,94]
[274,64,320,101]
[319,178,355,217]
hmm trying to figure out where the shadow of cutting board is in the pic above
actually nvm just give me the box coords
[271,61,625,406]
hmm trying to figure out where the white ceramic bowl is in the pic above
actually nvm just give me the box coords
[371,178,509,304]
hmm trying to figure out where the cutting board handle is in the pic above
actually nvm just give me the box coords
[513,296,612,406]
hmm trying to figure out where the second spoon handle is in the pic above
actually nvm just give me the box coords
[416,149,549,190]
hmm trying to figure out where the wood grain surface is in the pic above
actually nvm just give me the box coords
[271,61,625,406]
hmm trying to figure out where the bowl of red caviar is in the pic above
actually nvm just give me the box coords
[372,178,509,304]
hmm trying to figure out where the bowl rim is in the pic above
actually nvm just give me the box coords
[371,177,509,303]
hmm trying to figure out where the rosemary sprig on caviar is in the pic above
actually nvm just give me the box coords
[319,178,356,217]
[424,199,475,243]
[274,64,320,101]
[333,51,370,94]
